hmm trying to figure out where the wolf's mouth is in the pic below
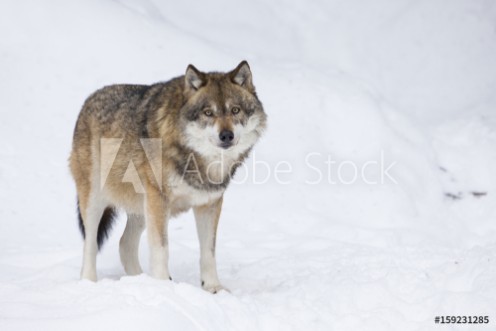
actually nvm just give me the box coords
[219,142,233,149]
[217,137,240,150]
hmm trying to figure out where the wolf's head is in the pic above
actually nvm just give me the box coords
[179,61,267,158]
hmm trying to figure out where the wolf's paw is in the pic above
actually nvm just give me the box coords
[202,281,230,294]
[123,264,143,276]
[150,268,172,281]
[80,270,97,282]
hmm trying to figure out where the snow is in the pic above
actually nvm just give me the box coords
[1,0,496,330]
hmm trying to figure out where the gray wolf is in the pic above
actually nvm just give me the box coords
[69,61,266,293]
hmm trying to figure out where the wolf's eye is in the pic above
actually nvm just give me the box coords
[231,107,241,114]
[204,109,213,117]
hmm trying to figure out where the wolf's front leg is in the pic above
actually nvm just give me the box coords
[193,197,227,293]
[145,187,171,280]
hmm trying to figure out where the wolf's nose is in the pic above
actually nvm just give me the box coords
[219,130,234,143]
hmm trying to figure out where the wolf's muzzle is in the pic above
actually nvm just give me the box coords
[219,130,234,149]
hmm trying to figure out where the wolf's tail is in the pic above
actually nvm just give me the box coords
[77,199,117,251]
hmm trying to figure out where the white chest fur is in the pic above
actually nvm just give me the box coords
[169,179,224,213]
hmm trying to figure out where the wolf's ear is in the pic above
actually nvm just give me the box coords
[185,64,206,91]
[230,61,254,92]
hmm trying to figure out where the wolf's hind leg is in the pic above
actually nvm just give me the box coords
[80,197,106,282]
[119,214,145,275]
[145,187,171,280]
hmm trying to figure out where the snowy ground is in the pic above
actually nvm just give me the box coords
[1,0,496,330]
